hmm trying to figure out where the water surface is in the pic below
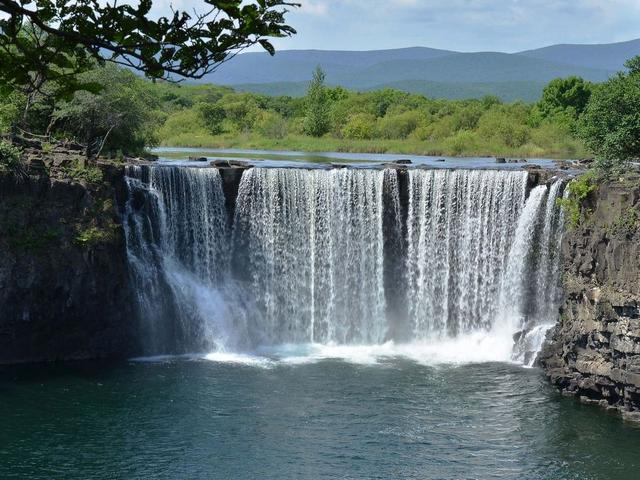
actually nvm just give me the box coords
[1,357,638,480]
[152,147,562,170]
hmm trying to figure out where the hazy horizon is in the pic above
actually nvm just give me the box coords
[249,0,640,53]
[235,36,640,55]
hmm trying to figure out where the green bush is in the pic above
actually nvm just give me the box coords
[303,67,330,137]
[254,110,288,139]
[0,91,25,133]
[477,109,530,148]
[342,113,376,140]
[61,160,103,184]
[538,76,593,120]
[198,102,226,135]
[442,131,479,155]
[376,110,422,139]
[557,171,597,228]
[0,140,22,175]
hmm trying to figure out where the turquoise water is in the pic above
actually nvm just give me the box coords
[1,357,638,479]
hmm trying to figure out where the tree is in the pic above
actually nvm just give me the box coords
[303,66,330,137]
[578,56,640,170]
[537,76,593,119]
[52,65,161,156]
[198,103,226,135]
[0,1,298,85]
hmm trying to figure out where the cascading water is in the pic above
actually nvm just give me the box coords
[124,165,248,354]
[123,164,566,365]
[405,170,527,338]
[232,168,389,345]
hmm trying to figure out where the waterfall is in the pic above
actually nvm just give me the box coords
[123,164,566,364]
[232,168,388,345]
[405,170,527,338]
[124,165,247,354]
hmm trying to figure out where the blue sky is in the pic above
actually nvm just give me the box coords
[252,0,640,52]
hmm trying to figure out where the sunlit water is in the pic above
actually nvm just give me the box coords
[1,355,639,480]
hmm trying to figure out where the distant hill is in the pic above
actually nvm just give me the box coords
[518,38,640,71]
[203,39,640,101]
[205,47,456,84]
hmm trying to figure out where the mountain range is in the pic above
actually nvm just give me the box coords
[202,38,640,101]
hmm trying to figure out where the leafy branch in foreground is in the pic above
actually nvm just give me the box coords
[0,0,298,85]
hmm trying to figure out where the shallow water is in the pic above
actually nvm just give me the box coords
[152,147,563,170]
[1,356,639,480]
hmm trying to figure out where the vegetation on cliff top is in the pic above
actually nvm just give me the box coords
[577,56,640,172]
[558,56,640,228]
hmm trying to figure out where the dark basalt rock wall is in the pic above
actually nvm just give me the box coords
[539,177,640,420]
[0,156,139,364]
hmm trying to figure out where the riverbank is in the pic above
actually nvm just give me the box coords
[159,132,588,160]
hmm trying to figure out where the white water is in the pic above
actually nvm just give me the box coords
[233,168,388,345]
[124,166,566,366]
[406,170,527,338]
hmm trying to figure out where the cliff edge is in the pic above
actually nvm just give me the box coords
[0,146,139,364]
[539,172,640,420]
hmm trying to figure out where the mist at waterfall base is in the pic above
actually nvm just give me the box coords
[124,165,564,366]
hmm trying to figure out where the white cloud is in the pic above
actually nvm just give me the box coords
[299,0,329,16]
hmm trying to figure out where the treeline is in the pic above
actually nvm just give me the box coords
[2,58,640,166]
[156,68,588,159]
[165,59,640,166]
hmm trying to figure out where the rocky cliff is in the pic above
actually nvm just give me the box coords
[539,173,640,420]
[0,146,139,364]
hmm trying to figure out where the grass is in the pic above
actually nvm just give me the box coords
[159,131,587,159]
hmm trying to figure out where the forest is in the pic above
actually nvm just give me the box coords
[3,60,639,164]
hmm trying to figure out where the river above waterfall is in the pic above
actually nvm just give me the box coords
[2,356,639,480]
[152,147,564,170]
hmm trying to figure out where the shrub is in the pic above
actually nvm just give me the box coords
[198,103,226,135]
[342,113,376,140]
[477,109,530,148]
[376,110,422,139]
[442,131,479,155]
[538,76,593,119]
[303,67,330,137]
[254,110,288,139]
[557,171,597,228]
[0,140,23,176]
[61,159,103,184]
[0,91,25,133]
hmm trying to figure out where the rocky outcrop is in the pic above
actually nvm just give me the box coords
[539,175,640,420]
[0,149,139,364]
